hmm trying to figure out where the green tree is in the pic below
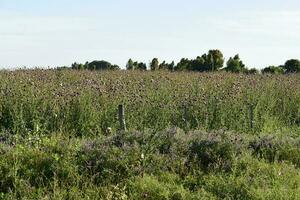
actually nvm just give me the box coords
[126,59,135,70]
[87,60,119,70]
[137,62,147,70]
[206,49,224,71]
[262,66,285,74]
[72,60,119,71]
[168,61,175,71]
[175,58,191,71]
[190,56,206,71]
[150,58,159,71]
[283,59,300,73]
[159,61,167,70]
[224,54,246,73]
[71,62,79,69]
[158,61,175,71]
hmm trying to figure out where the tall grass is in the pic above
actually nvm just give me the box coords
[0,70,299,136]
[0,69,300,199]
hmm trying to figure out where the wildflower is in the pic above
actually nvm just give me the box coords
[106,127,112,135]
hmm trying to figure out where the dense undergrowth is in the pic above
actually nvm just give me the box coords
[0,130,300,199]
[0,70,299,199]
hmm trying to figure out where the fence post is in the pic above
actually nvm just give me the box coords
[118,104,127,131]
[249,104,254,130]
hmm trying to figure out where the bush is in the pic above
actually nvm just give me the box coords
[249,135,300,166]
[77,137,142,185]
[187,132,242,172]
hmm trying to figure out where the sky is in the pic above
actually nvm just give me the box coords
[0,0,300,69]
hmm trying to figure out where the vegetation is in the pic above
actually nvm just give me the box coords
[284,59,300,73]
[1,129,300,199]
[71,60,120,71]
[224,55,246,73]
[262,66,285,74]
[71,49,300,74]
[126,59,147,71]
[0,69,299,199]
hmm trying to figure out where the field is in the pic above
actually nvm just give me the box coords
[0,70,300,199]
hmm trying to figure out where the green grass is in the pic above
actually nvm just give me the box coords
[0,130,300,199]
[0,70,299,135]
[0,69,299,199]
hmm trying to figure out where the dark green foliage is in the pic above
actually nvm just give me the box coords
[159,61,175,71]
[262,66,285,74]
[72,60,119,70]
[284,59,300,73]
[174,50,224,72]
[150,58,159,71]
[224,54,246,73]
[126,58,135,70]
[205,49,225,71]
[137,62,147,70]
[69,52,298,74]
[126,59,147,70]
[175,58,191,71]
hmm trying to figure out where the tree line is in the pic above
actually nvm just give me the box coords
[71,49,300,74]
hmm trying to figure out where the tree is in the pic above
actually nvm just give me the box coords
[150,58,159,71]
[224,54,246,73]
[136,62,147,70]
[159,61,167,70]
[71,62,79,69]
[72,62,85,70]
[190,56,206,71]
[206,50,224,71]
[126,59,147,71]
[283,59,300,73]
[168,61,175,71]
[174,50,224,72]
[158,61,175,71]
[87,60,119,70]
[71,60,119,71]
[262,66,284,74]
[126,59,135,70]
[175,58,191,71]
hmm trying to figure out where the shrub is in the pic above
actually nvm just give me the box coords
[77,137,142,185]
[187,132,241,172]
[249,135,300,167]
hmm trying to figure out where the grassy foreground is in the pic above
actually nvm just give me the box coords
[0,70,299,199]
[1,130,300,199]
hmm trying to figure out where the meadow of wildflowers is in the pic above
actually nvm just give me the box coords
[0,69,299,135]
[0,69,299,199]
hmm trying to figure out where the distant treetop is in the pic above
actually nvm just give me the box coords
[70,50,299,74]
[72,60,119,71]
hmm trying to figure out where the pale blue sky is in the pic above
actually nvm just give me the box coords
[0,0,299,69]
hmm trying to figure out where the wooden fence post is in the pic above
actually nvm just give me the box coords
[118,104,127,131]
